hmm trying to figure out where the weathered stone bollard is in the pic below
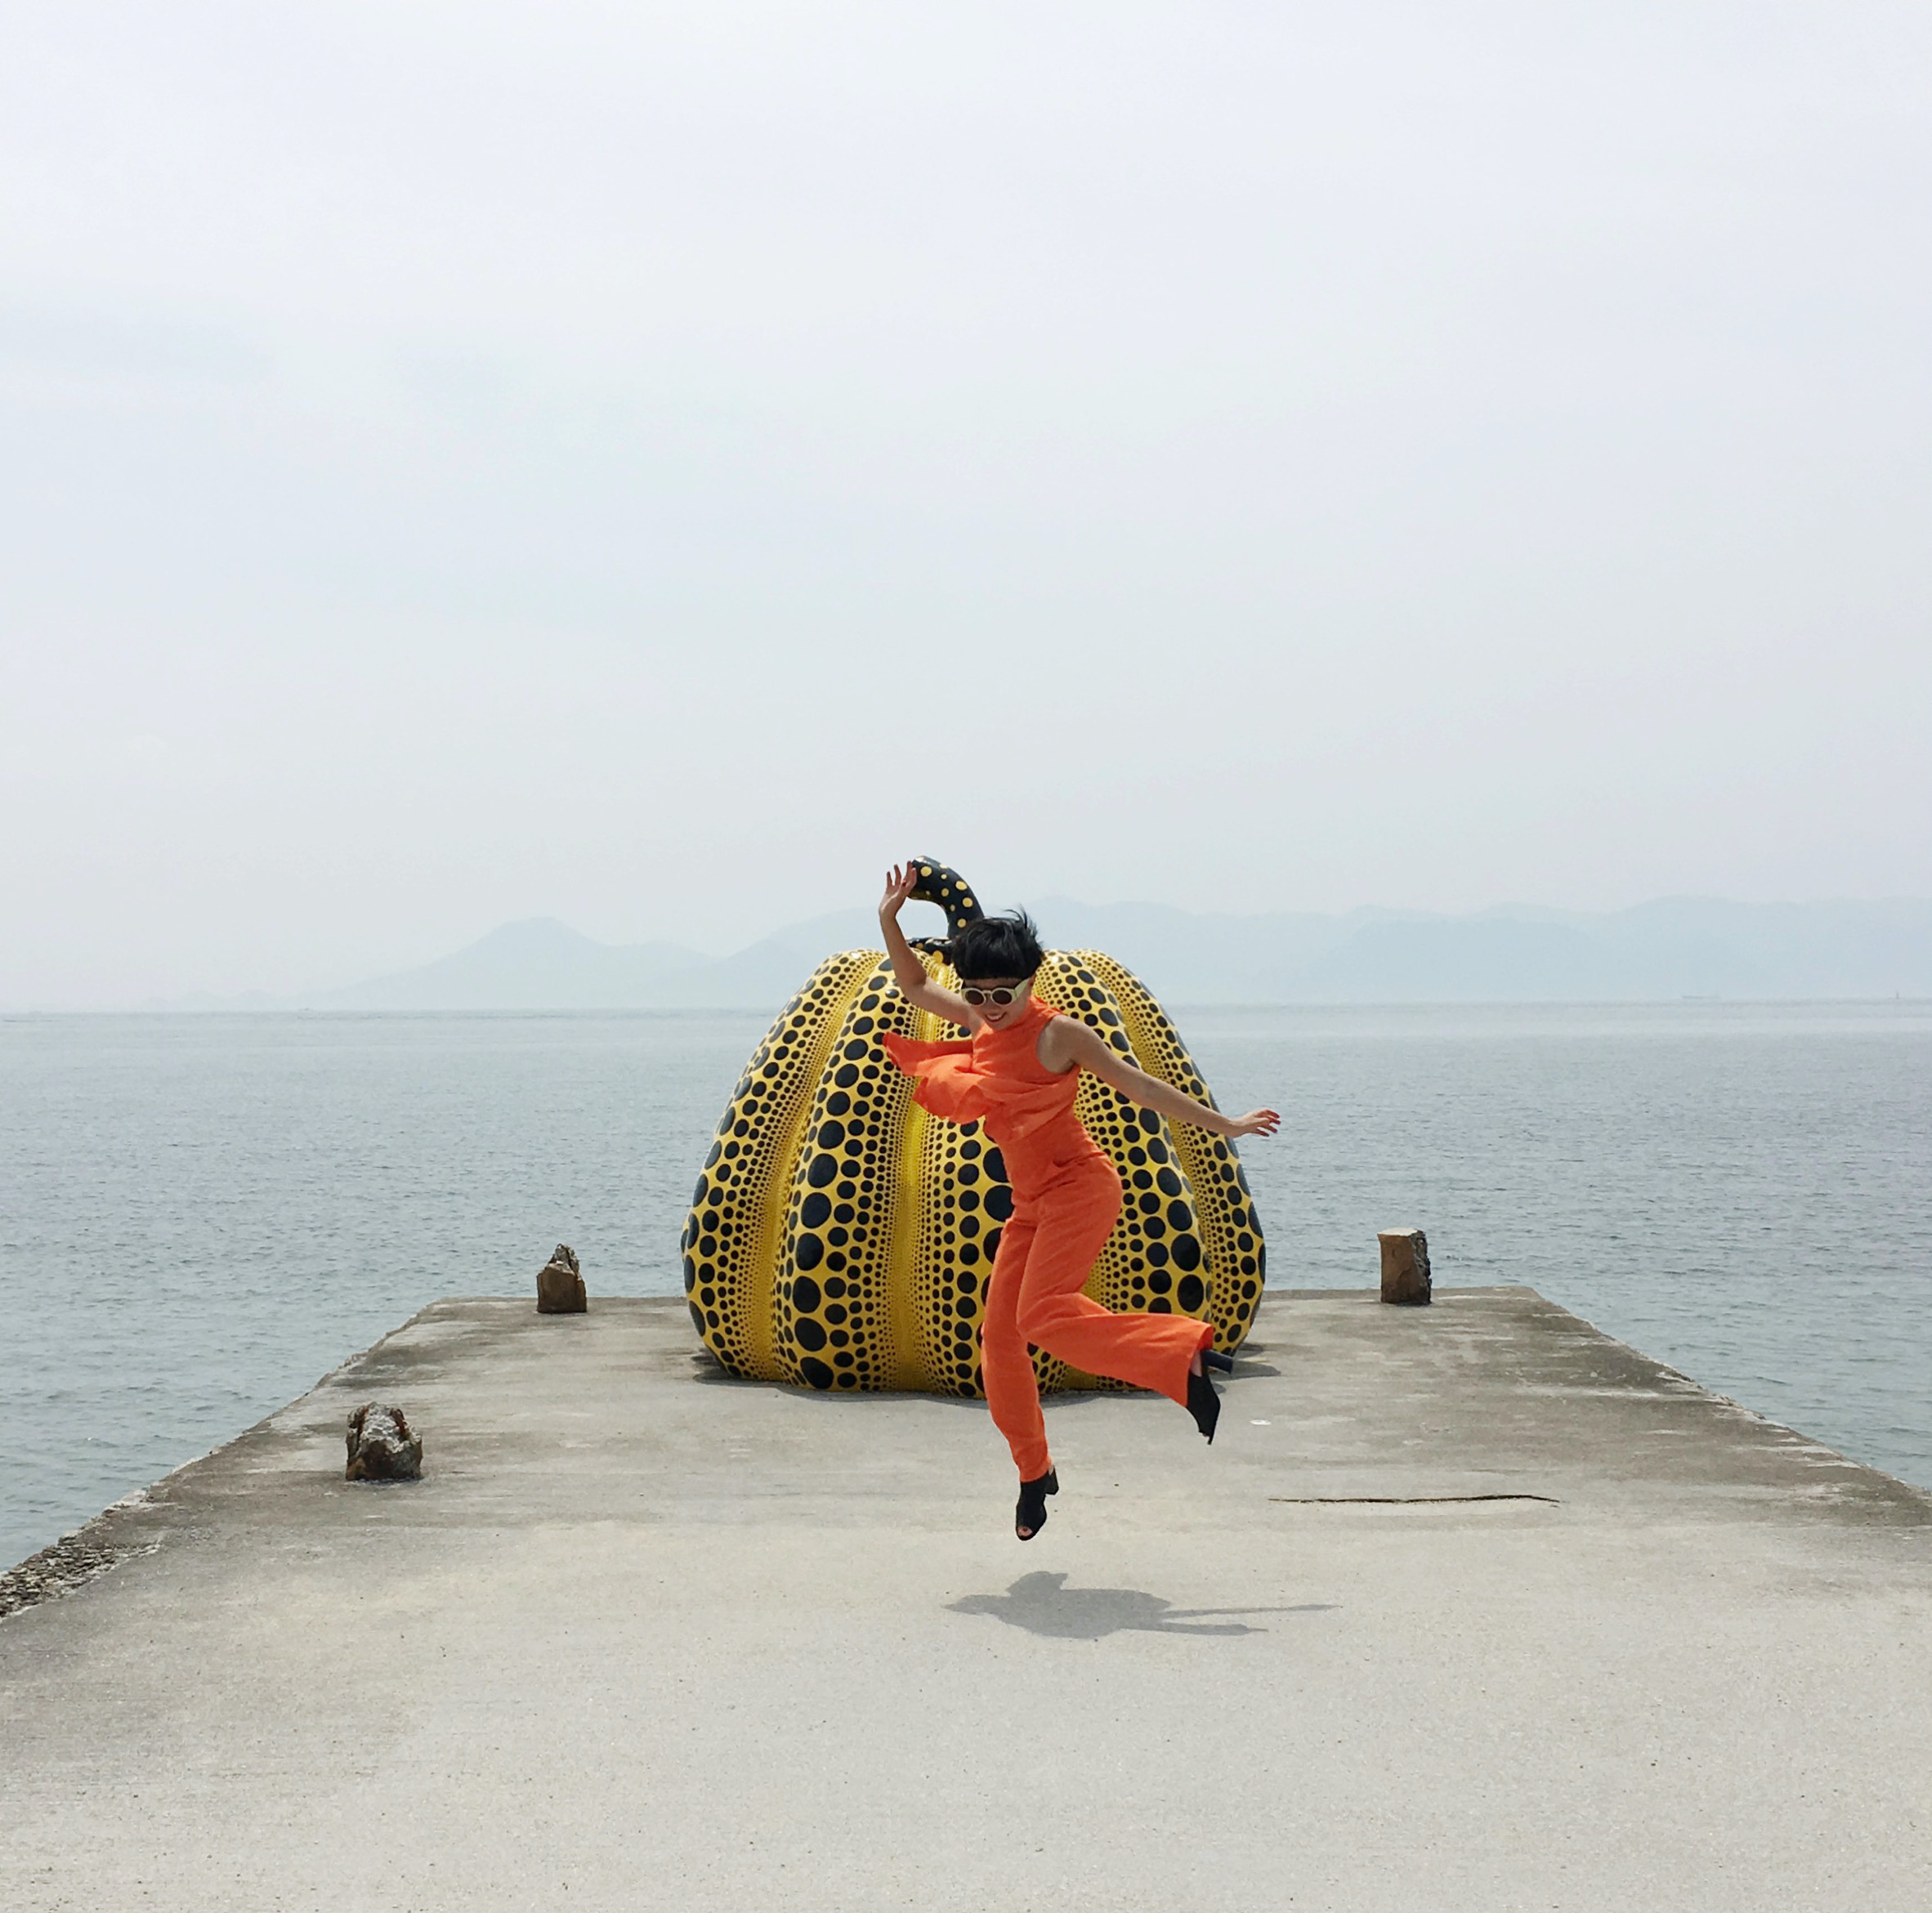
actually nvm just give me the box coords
[537,1243,587,1314]
[345,1403,423,1480]
[1378,1228,1432,1305]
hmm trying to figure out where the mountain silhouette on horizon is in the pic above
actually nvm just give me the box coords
[150,896,1932,1012]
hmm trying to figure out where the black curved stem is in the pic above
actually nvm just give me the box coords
[908,858,985,941]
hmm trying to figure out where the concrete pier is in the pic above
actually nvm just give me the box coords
[3,1289,1930,1911]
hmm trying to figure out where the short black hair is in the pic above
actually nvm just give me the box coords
[949,909,1044,981]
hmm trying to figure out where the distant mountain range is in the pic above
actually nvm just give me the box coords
[154,896,1932,1011]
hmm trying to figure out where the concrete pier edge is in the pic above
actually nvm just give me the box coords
[5,1287,1930,1911]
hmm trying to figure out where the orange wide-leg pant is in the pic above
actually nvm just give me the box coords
[981,1154,1214,1481]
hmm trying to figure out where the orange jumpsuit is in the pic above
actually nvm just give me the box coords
[883,997,1211,1480]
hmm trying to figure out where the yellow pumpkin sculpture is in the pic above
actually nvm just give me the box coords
[682,860,1267,1393]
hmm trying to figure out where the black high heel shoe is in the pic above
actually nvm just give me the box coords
[1202,1348,1235,1375]
[1015,1468,1058,1540]
[1187,1365,1222,1443]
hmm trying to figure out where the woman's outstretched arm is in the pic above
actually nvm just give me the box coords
[879,863,978,1029]
[1041,1016,1280,1139]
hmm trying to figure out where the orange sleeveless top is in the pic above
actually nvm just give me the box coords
[881,995,1109,1199]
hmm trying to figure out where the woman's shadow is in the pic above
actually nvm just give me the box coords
[950,1571,1335,1642]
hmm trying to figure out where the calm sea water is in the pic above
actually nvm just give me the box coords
[2,1003,1928,1568]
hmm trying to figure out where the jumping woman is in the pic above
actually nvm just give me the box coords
[877,863,1281,1540]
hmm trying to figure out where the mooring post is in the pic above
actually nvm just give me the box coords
[1378,1228,1431,1305]
[537,1243,587,1314]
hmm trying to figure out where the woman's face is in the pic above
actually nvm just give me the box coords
[961,972,1034,1030]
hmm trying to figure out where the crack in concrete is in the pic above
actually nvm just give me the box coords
[1268,1493,1562,1504]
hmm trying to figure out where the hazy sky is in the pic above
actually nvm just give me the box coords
[3,2,1929,1006]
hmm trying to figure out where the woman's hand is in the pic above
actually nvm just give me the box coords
[879,862,919,923]
[1225,1107,1281,1139]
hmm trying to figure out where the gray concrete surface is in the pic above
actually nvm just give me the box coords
[3,1289,1929,1912]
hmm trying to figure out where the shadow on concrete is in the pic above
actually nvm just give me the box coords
[950,1571,1336,1641]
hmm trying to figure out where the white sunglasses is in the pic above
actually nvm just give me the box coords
[959,974,1035,1007]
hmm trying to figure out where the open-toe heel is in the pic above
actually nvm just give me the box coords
[1202,1348,1235,1374]
[1015,1468,1058,1540]
[1187,1365,1222,1443]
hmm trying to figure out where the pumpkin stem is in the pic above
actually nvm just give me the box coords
[907,858,985,943]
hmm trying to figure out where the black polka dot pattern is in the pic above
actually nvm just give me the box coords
[680,950,875,1376]
[1074,950,1268,1347]
[906,856,983,942]
[1023,954,1213,1385]
[682,938,1264,1390]
[768,959,922,1391]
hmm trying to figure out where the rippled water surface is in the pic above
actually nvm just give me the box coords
[3,1003,1928,1567]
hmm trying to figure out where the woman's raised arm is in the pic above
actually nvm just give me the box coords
[879,863,977,1029]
